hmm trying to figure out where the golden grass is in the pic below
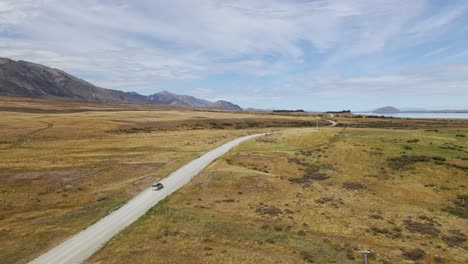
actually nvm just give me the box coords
[88,125,467,264]
[0,97,324,263]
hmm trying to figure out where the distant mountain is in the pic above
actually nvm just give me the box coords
[146,91,242,110]
[147,91,212,107]
[373,106,400,113]
[0,57,242,111]
[212,100,243,111]
[0,57,138,102]
[371,106,468,113]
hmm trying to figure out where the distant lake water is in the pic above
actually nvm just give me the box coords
[356,112,468,119]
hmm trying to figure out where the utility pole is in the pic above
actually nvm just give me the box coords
[315,117,320,129]
[359,249,372,264]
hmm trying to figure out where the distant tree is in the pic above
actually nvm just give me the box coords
[326,110,351,113]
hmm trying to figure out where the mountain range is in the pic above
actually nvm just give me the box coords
[0,57,242,110]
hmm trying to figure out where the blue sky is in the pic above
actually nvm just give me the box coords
[1,0,468,110]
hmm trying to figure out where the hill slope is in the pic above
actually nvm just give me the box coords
[147,91,213,108]
[212,100,243,111]
[0,57,136,102]
[373,106,400,113]
[0,57,242,110]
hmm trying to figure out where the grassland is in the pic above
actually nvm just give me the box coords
[0,97,329,263]
[87,122,467,263]
[1,97,466,263]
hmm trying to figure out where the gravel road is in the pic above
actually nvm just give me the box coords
[29,133,264,264]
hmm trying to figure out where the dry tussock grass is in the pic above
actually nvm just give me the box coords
[0,97,323,263]
[88,122,467,264]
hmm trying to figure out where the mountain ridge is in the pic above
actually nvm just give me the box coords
[370,106,468,113]
[0,57,242,111]
[373,106,400,113]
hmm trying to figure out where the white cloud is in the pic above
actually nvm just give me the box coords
[0,0,467,105]
[290,64,468,98]
[407,3,468,38]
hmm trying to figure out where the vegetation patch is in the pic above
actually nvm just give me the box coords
[298,150,313,156]
[289,169,329,183]
[215,198,236,203]
[320,164,336,171]
[385,155,449,170]
[442,234,466,247]
[403,145,412,150]
[439,143,465,152]
[369,227,402,239]
[255,205,283,216]
[342,182,365,190]
[109,127,154,134]
[315,197,334,204]
[299,251,315,262]
[445,161,468,171]
[403,219,440,237]
[109,118,327,133]
[442,194,468,218]
[369,214,383,220]
[386,155,431,170]
[403,248,425,261]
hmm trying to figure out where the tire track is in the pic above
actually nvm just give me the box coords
[7,121,53,149]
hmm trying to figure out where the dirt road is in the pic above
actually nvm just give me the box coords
[29,133,264,264]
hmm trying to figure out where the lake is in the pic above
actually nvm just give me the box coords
[356,112,468,119]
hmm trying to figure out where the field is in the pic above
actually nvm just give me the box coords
[0,97,467,263]
[0,97,327,263]
[87,120,467,263]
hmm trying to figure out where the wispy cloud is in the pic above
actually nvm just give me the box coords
[290,63,468,99]
[407,3,468,38]
[0,0,467,108]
